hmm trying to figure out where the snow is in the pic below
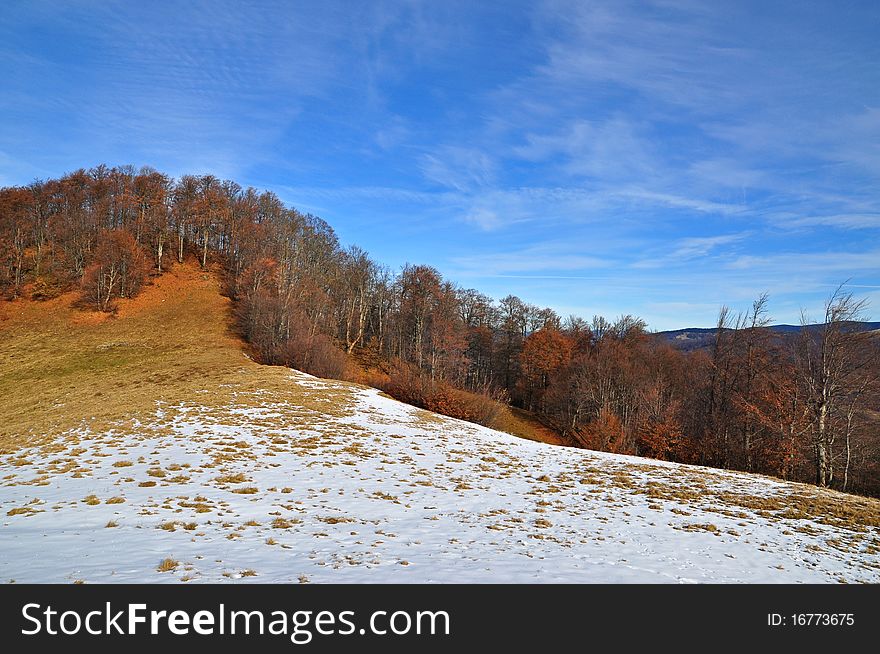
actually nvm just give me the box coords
[1,371,878,584]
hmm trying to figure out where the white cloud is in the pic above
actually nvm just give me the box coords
[451,242,611,276]
[671,233,750,258]
[463,208,502,231]
[420,146,496,192]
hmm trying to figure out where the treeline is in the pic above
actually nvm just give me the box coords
[1,165,878,496]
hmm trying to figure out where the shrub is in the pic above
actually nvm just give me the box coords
[637,417,683,461]
[381,360,505,428]
[280,323,351,380]
[575,408,630,454]
[30,274,65,300]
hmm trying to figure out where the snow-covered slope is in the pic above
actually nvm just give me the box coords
[2,370,879,584]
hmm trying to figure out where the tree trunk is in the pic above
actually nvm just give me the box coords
[816,439,828,487]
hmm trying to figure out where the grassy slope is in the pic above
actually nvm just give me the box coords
[0,263,284,451]
[0,261,560,451]
[494,406,566,446]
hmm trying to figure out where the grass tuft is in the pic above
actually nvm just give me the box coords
[157,558,179,572]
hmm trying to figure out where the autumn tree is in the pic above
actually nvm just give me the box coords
[334,246,377,354]
[396,264,443,370]
[519,326,574,411]
[637,388,682,460]
[0,187,32,296]
[134,168,171,272]
[193,175,223,269]
[496,295,528,394]
[739,355,812,480]
[172,175,198,264]
[81,229,150,311]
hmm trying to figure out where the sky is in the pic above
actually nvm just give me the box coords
[1,0,879,330]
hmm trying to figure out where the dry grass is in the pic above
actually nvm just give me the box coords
[157,558,179,572]
[215,473,249,484]
[493,406,567,446]
[230,486,259,495]
[319,516,355,524]
[271,517,300,529]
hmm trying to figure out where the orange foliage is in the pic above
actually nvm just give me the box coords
[521,327,574,378]
[381,360,504,427]
[81,229,150,312]
[577,407,629,454]
[637,417,683,460]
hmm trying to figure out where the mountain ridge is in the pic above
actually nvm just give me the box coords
[655,321,880,351]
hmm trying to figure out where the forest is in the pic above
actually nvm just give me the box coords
[1,165,878,496]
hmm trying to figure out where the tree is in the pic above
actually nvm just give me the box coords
[397,264,443,370]
[193,175,223,269]
[797,286,873,487]
[497,295,528,394]
[335,246,377,354]
[637,402,682,460]
[735,294,772,471]
[81,229,151,312]
[134,168,171,272]
[739,356,811,480]
[0,187,32,296]
[172,176,198,264]
[519,326,574,411]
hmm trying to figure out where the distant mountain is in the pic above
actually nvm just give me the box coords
[655,321,880,352]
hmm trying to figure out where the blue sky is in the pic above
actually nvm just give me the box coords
[2,0,879,330]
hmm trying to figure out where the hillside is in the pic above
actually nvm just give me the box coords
[1,265,879,583]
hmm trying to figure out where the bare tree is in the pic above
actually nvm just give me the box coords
[737,294,772,471]
[797,286,872,487]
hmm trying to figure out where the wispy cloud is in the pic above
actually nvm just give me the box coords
[727,249,880,276]
[672,233,750,258]
[451,242,611,277]
[630,232,750,269]
[514,117,660,181]
[777,214,880,230]
[420,146,496,192]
